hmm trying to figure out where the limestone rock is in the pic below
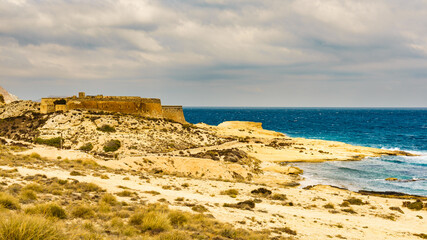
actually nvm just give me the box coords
[0,86,19,104]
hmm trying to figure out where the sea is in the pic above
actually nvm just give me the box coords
[184,108,427,196]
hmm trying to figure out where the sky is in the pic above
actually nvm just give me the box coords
[0,0,426,107]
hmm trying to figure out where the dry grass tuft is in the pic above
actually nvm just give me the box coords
[0,192,20,210]
[100,193,118,206]
[0,213,64,240]
[25,203,67,219]
[71,204,95,219]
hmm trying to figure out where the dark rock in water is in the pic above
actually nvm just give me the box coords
[385,177,398,181]
[358,190,427,200]
[385,177,426,182]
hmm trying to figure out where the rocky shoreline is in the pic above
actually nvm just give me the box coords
[0,102,425,239]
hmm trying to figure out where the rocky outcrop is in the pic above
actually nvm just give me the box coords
[0,86,19,104]
[0,100,40,119]
[36,110,229,154]
[0,111,49,141]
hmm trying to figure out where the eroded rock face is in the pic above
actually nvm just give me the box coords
[0,101,40,119]
[0,111,49,141]
[36,110,230,154]
[0,86,19,104]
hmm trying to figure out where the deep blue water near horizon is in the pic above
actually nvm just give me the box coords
[184,108,427,196]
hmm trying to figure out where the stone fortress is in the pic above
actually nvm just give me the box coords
[40,92,186,123]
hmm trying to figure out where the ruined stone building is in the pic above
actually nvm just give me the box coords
[40,92,186,123]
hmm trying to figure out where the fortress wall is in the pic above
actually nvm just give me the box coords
[162,106,186,124]
[82,96,161,104]
[40,98,57,114]
[66,100,162,117]
[65,99,163,118]
[55,105,67,112]
[40,95,185,123]
[142,102,163,117]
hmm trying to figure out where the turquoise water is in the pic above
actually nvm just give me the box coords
[184,108,427,196]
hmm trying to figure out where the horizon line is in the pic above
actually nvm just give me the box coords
[183,106,427,109]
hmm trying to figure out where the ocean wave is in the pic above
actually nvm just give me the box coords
[337,166,368,174]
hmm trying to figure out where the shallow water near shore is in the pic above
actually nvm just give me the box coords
[184,108,427,196]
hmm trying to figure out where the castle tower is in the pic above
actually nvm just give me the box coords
[78,92,86,98]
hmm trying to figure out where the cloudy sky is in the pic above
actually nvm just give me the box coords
[0,0,426,107]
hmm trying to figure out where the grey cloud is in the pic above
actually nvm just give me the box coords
[0,0,426,106]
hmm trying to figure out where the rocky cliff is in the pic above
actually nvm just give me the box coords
[0,86,19,103]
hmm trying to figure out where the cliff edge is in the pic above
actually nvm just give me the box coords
[0,86,19,104]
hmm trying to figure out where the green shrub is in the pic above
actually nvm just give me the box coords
[103,140,121,152]
[79,143,93,151]
[323,203,335,209]
[220,189,239,198]
[70,171,84,176]
[250,188,272,196]
[25,203,67,219]
[0,213,64,240]
[344,197,367,205]
[403,200,424,210]
[34,137,62,148]
[270,193,287,200]
[0,192,20,210]
[97,125,116,133]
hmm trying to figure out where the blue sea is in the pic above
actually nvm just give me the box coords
[184,108,427,196]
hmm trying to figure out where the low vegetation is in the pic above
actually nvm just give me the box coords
[0,146,272,240]
[342,197,368,206]
[0,213,64,240]
[34,137,62,148]
[97,124,116,133]
[224,200,256,210]
[220,189,239,198]
[103,139,121,152]
[0,192,20,210]
[78,142,93,151]
[403,200,426,210]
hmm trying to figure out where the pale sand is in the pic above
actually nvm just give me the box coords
[1,164,425,240]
